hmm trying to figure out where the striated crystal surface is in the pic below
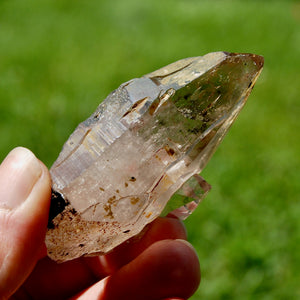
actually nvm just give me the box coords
[46,52,264,262]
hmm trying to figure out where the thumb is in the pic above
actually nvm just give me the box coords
[0,147,51,299]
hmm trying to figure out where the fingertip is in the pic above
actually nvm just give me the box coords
[100,216,188,274]
[172,239,201,290]
[0,147,51,297]
[104,239,200,300]
[0,147,43,210]
[14,157,51,246]
[149,239,201,299]
[146,216,188,242]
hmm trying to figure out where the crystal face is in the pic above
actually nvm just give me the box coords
[46,52,264,262]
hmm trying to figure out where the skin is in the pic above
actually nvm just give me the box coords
[0,147,200,300]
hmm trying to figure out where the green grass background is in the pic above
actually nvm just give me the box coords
[0,0,299,298]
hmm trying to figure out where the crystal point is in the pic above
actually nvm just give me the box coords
[46,52,264,262]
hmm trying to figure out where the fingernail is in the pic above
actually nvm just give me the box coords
[0,147,42,210]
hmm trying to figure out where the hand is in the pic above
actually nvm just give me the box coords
[0,147,200,300]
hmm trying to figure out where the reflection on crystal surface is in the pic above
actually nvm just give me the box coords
[46,52,264,262]
[162,174,211,219]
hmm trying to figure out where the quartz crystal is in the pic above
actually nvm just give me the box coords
[46,52,264,262]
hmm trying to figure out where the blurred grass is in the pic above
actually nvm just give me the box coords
[0,0,299,298]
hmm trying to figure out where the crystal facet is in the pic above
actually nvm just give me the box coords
[46,52,264,262]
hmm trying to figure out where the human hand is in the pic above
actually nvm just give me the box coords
[0,147,200,300]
